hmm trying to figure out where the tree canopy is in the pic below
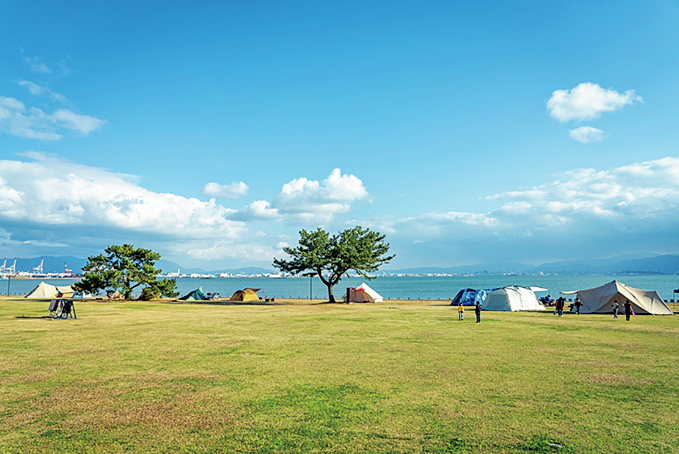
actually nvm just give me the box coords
[73,244,179,300]
[273,226,394,303]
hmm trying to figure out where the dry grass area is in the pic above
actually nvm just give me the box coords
[0,298,677,453]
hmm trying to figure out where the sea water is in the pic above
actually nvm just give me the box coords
[5,275,679,301]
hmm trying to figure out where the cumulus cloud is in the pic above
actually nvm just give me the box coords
[272,168,369,221]
[0,153,245,240]
[547,82,642,122]
[569,126,605,143]
[394,157,679,262]
[0,95,106,140]
[202,181,249,198]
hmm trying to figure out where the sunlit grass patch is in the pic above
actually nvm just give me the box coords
[0,299,677,453]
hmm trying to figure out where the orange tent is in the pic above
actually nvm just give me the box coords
[229,288,261,302]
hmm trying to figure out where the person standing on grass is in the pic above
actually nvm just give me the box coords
[574,297,582,315]
[458,303,464,321]
[624,300,632,321]
[475,301,481,323]
[556,297,564,317]
[612,300,620,319]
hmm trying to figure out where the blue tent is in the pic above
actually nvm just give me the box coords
[450,288,494,306]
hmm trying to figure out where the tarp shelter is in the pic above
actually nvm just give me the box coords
[179,286,208,301]
[483,286,546,311]
[345,283,384,303]
[229,288,261,302]
[56,285,74,298]
[24,281,59,299]
[450,288,493,306]
[561,280,673,315]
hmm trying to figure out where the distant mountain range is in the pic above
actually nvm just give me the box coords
[6,253,679,276]
[385,254,679,275]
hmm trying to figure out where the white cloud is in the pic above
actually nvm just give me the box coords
[0,153,245,240]
[175,240,284,261]
[51,109,105,134]
[24,57,52,74]
[0,95,105,140]
[202,181,249,198]
[547,82,642,122]
[569,126,605,143]
[18,80,69,104]
[233,200,280,221]
[272,168,369,221]
[393,157,679,262]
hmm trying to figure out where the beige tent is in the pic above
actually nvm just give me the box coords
[56,285,74,298]
[561,280,673,315]
[229,288,261,302]
[483,286,546,311]
[344,283,384,303]
[24,281,59,299]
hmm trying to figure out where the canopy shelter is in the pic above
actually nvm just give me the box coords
[24,281,59,299]
[229,288,261,302]
[483,286,546,311]
[561,280,673,315]
[56,285,74,298]
[450,288,494,306]
[179,286,208,301]
[344,283,384,303]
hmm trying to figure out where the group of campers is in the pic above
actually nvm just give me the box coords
[450,280,674,320]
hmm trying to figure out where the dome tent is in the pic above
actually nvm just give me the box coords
[179,286,208,301]
[483,286,546,311]
[450,288,494,306]
[229,288,261,302]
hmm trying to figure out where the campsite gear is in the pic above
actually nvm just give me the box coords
[562,281,673,315]
[48,299,59,317]
[179,286,208,301]
[451,288,493,306]
[344,283,383,303]
[51,299,76,319]
[229,288,261,302]
[483,286,546,311]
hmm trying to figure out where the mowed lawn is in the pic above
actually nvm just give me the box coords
[1,298,677,453]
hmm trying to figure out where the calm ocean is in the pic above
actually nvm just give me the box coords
[5,275,679,301]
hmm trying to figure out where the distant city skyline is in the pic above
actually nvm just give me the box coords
[1,1,679,269]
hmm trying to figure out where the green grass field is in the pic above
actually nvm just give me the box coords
[1,298,677,453]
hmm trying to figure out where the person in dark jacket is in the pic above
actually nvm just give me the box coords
[624,300,632,321]
[574,297,582,315]
[475,301,481,323]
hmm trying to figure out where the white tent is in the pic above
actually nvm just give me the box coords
[345,283,384,303]
[562,280,673,315]
[483,286,546,311]
[24,281,59,299]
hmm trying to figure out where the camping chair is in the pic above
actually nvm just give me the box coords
[55,300,77,319]
[48,299,59,317]
[62,300,76,319]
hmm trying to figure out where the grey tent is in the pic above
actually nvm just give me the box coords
[561,280,672,315]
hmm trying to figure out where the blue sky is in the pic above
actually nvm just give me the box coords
[1,1,679,269]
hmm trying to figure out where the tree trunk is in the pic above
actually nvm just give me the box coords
[326,283,336,303]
